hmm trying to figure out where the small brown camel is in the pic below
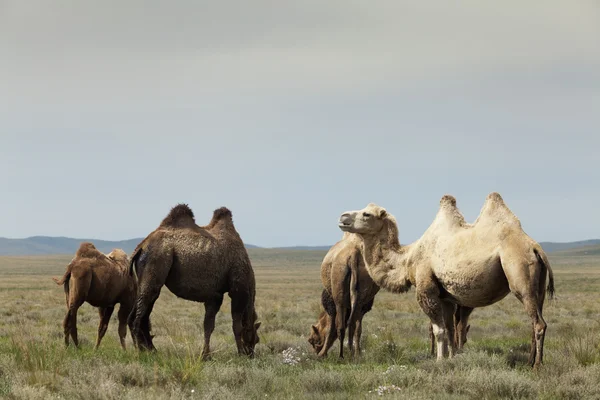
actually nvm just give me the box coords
[128,204,260,358]
[338,193,555,368]
[308,232,380,358]
[52,242,135,349]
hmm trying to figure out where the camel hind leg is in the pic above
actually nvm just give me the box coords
[64,274,90,348]
[202,295,224,360]
[130,256,170,351]
[95,307,115,349]
[117,303,132,350]
[504,254,549,368]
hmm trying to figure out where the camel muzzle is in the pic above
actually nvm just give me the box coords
[338,213,354,230]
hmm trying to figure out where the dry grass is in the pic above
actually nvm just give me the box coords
[0,249,599,399]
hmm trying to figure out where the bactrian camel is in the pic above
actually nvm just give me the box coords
[128,204,260,358]
[52,242,136,349]
[338,193,555,368]
[309,232,380,358]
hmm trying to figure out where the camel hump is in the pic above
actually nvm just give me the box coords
[486,192,504,205]
[440,194,457,207]
[478,192,521,227]
[435,194,466,228]
[76,242,103,259]
[212,207,232,221]
[160,203,196,228]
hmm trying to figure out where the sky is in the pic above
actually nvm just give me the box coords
[1,1,599,247]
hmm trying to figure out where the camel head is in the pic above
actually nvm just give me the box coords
[308,311,331,354]
[240,311,261,357]
[338,203,388,235]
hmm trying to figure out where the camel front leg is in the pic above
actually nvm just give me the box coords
[416,287,448,361]
[202,296,223,360]
[441,302,456,358]
[95,306,115,349]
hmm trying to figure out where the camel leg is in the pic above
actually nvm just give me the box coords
[417,286,448,361]
[352,313,364,356]
[202,295,224,360]
[335,303,346,359]
[442,302,456,358]
[117,304,131,350]
[455,306,473,351]
[505,258,548,368]
[348,308,362,357]
[65,302,83,348]
[131,289,161,351]
[95,306,115,349]
[428,323,435,356]
[521,295,547,368]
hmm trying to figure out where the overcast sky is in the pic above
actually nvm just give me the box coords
[1,1,598,247]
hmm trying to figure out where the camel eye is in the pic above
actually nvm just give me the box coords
[363,212,372,218]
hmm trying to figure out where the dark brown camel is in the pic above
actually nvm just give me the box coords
[52,242,135,349]
[127,204,260,358]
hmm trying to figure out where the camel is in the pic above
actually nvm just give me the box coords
[308,232,380,358]
[127,204,260,358]
[338,193,555,368]
[52,242,135,349]
[309,233,469,359]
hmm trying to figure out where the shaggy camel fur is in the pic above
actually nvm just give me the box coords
[338,193,555,368]
[128,204,260,358]
[52,242,135,349]
[308,233,380,358]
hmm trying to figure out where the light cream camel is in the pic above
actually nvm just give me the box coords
[338,193,555,368]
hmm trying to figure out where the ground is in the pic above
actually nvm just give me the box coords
[0,248,599,399]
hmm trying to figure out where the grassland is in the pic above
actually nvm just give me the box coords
[0,248,599,399]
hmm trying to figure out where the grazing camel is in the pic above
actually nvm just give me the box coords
[338,193,555,368]
[128,204,260,358]
[52,242,135,349]
[308,232,380,358]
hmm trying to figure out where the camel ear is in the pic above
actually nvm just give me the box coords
[379,209,387,218]
[254,322,261,331]
[312,325,319,335]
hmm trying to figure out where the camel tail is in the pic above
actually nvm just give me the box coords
[52,270,71,288]
[534,247,555,300]
[129,247,143,282]
[52,270,71,305]
[347,253,360,326]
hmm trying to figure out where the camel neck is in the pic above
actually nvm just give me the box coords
[360,233,415,293]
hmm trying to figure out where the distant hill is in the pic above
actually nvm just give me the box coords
[551,243,600,257]
[0,236,598,256]
[274,245,332,251]
[0,236,259,256]
[539,240,600,253]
